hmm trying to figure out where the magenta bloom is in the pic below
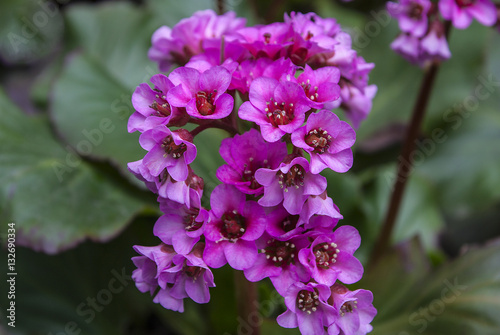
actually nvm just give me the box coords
[298,226,363,286]
[156,167,204,209]
[244,234,310,296]
[148,10,246,71]
[217,128,288,195]
[203,184,266,270]
[131,244,181,311]
[277,282,337,335]
[292,110,355,174]
[387,0,432,37]
[168,66,234,119]
[255,156,327,215]
[232,22,293,60]
[154,198,208,255]
[231,57,297,94]
[139,128,196,181]
[421,20,452,61]
[265,206,307,241]
[160,244,216,305]
[296,65,341,109]
[439,0,497,29]
[239,78,310,142]
[328,284,377,335]
[338,83,377,129]
[129,74,187,133]
[300,192,343,224]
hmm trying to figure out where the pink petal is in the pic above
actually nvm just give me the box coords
[225,240,257,270]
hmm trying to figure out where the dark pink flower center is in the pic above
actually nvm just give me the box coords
[242,158,271,190]
[183,208,203,232]
[196,90,217,116]
[305,31,314,41]
[162,136,187,159]
[280,215,299,232]
[297,289,320,314]
[313,242,340,269]
[150,89,172,117]
[184,265,203,279]
[221,211,246,240]
[340,300,358,316]
[263,32,272,44]
[265,98,295,127]
[305,128,332,154]
[456,0,475,7]
[261,239,297,267]
[408,3,424,19]
[300,80,320,101]
[278,164,305,190]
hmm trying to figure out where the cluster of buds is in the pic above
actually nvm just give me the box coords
[129,9,376,334]
[388,0,497,66]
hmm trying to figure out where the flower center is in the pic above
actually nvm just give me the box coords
[297,289,320,314]
[150,89,171,117]
[221,211,246,240]
[162,136,187,159]
[300,79,320,101]
[242,158,271,190]
[265,99,295,127]
[196,90,217,116]
[408,3,424,19]
[280,215,299,232]
[340,300,358,316]
[305,128,332,154]
[305,31,314,41]
[278,164,305,190]
[184,265,203,279]
[261,239,296,267]
[263,32,272,44]
[456,0,475,7]
[183,208,203,232]
[313,242,340,269]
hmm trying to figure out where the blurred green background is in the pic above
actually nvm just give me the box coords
[1,0,500,334]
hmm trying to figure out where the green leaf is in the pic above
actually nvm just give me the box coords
[0,89,149,254]
[0,217,205,334]
[366,239,500,335]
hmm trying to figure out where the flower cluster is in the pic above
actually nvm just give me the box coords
[129,9,376,334]
[387,0,497,66]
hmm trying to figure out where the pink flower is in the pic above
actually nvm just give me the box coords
[296,65,341,109]
[139,128,196,181]
[255,156,328,215]
[232,22,293,60]
[202,185,266,270]
[129,74,187,133]
[439,0,497,29]
[243,233,310,296]
[277,282,337,335]
[168,66,234,120]
[292,109,355,174]
[298,226,363,286]
[154,198,208,255]
[328,284,377,335]
[238,78,310,142]
[148,10,246,71]
[217,128,288,195]
[387,0,432,37]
